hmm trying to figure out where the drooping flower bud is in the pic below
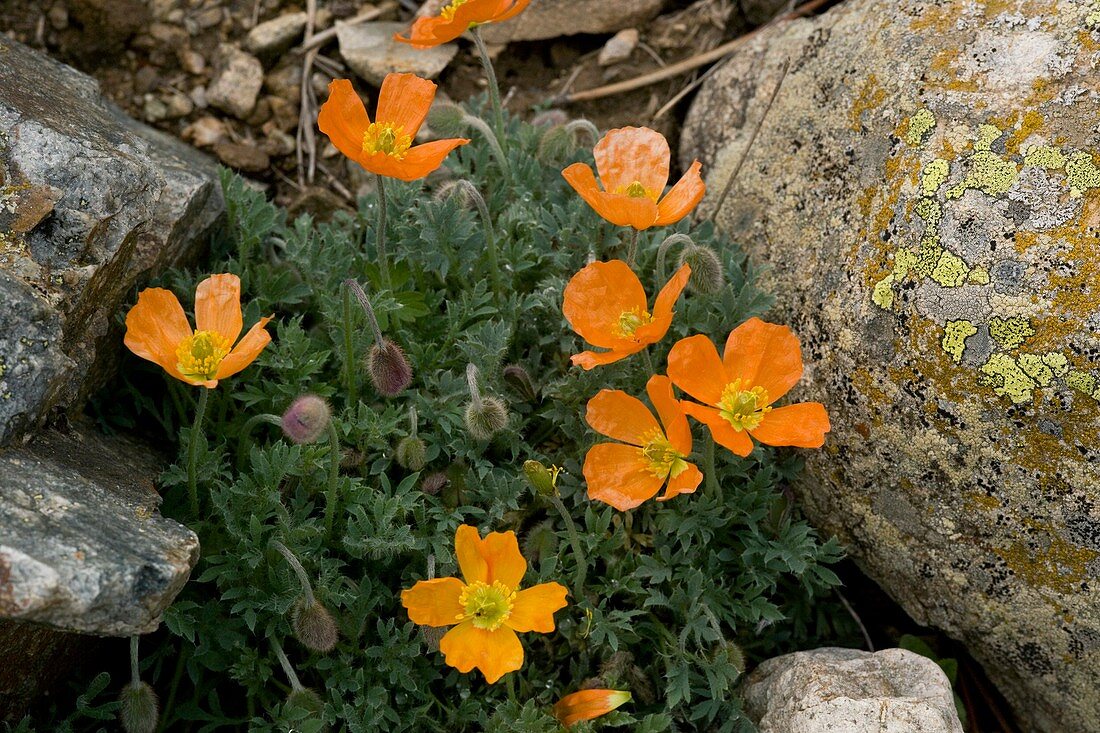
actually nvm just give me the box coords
[530,109,569,128]
[285,687,325,715]
[119,681,159,733]
[678,244,725,295]
[281,395,332,444]
[711,639,746,677]
[523,459,561,496]
[292,598,339,653]
[395,436,427,471]
[367,339,413,397]
[420,471,449,496]
[503,364,538,402]
[426,102,468,137]
[465,396,508,441]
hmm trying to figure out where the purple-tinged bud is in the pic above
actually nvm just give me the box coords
[421,472,449,496]
[292,598,339,653]
[367,339,413,397]
[281,395,332,444]
[119,681,159,733]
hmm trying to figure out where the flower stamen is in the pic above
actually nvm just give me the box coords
[623,181,649,198]
[457,580,516,631]
[362,122,412,159]
[176,330,232,382]
[439,0,469,21]
[639,429,688,479]
[717,379,771,431]
[616,307,654,339]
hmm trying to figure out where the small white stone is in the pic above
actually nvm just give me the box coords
[246,12,309,55]
[597,28,639,66]
[206,44,264,119]
[336,21,457,86]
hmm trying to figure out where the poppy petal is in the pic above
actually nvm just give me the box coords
[657,462,702,501]
[750,402,831,448]
[492,0,531,22]
[376,73,436,138]
[666,334,728,405]
[646,375,691,455]
[123,287,192,383]
[194,274,243,344]
[654,160,705,226]
[214,317,272,380]
[585,389,660,446]
[439,621,523,684]
[583,443,664,511]
[396,137,469,180]
[506,582,568,632]
[593,126,670,198]
[317,79,370,163]
[553,689,632,728]
[562,163,658,229]
[562,259,648,350]
[482,530,526,590]
[401,577,465,627]
[722,318,804,402]
[633,262,690,346]
[455,524,489,585]
[680,402,754,457]
[570,346,639,370]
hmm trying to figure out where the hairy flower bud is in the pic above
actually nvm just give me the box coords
[426,102,468,137]
[531,109,569,128]
[421,471,449,496]
[395,436,427,471]
[464,396,508,441]
[503,363,538,402]
[678,244,725,295]
[292,598,339,653]
[537,124,574,164]
[281,395,331,444]
[285,687,325,715]
[119,681,159,733]
[711,639,746,677]
[367,339,413,397]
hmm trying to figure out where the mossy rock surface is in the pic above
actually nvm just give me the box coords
[682,2,1100,731]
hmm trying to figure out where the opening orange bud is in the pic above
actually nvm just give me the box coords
[552,689,632,728]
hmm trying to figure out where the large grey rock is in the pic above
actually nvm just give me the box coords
[743,648,964,733]
[681,2,1100,731]
[474,0,666,43]
[0,36,223,446]
[0,620,105,721]
[0,425,199,635]
[337,22,457,86]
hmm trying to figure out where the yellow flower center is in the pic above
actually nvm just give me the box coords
[440,0,468,21]
[616,307,654,339]
[176,330,232,382]
[362,122,412,159]
[623,181,649,198]
[717,379,771,431]
[640,429,689,479]
[458,581,516,631]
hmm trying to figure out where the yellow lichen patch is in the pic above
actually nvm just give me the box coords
[989,316,1036,349]
[996,533,1097,596]
[1023,143,1065,169]
[978,353,1038,404]
[1017,353,1056,387]
[968,266,990,284]
[931,249,970,287]
[921,159,950,195]
[1013,230,1041,254]
[1064,151,1100,197]
[872,275,896,310]
[965,492,1002,511]
[892,247,918,279]
[1066,370,1098,397]
[942,320,978,363]
[914,197,943,227]
[849,74,886,132]
[905,109,937,147]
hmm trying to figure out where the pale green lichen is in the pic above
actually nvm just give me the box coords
[931,249,970,287]
[905,108,936,147]
[1042,352,1070,376]
[979,354,1037,404]
[989,316,1036,349]
[942,320,977,363]
[914,197,942,227]
[1023,143,1066,169]
[946,151,1018,199]
[1018,354,1055,386]
[967,266,990,285]
[872,275,895,309]
[1064,151,1100,197]
[892,248,918,278]
[912,238,943,278]
[1066,370,1098,396]
[921,159,950,195]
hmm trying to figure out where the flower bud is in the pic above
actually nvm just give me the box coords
[552,689,632,728]
[367,339,413,397]
[281,395,332,444]
[530,109,569,128]
[420,471,449,496]
[711,639,746,677]
[426,102,468,137]
[522,460,561,496]
[292,598,339,653]
[285,687,325,715]
[678,244,725,295]
[503,364,538,402]
[537,124,574,164]
[464,396,508,441]
[119,681,159,733]
[395,436,427,471]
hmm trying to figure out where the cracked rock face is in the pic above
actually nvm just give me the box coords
[743,648,964,733]
[0,426,199,635]
[0,36,223,446]
[681,1,1100,731]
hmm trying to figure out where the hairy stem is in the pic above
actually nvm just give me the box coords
[471,27,504,137]
[236,413,282,467]
[325,421,341,540]
[375,174,391,289]
[341,286,359,406]
[705,434,719,495]
[626,228,640,267]
[187,388,210,517]
[270,539,317,607]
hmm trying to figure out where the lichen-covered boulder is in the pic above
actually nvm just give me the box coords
[0,36,222,446]
[681,2,1100,731]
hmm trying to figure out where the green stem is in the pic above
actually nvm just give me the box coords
[158,644,187,733]
[626,228,640,267]
[458,180,504,298]
[705,434,719,495]
[471,27,505,137]
[641,348,655,377]
[375,174,391,289]
[187,389,210,517]
[342,286,359,407]
[550,494,587,601]
[324,421,341,540]
[506,673,518,705]
[236,413,282,467]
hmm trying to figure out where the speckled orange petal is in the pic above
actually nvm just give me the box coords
[553,690,632,728]
[376,73,436,137]
[647,375,691,455]
[585,388,661,446]
[562,259,647,350]
[570,345,641,370]
[658,462,702,501]
[401,577,465,627]
[666,334,729,406]
[214,316,272,380]
[123,287,192,383]
[194,274,243,344]
[633,262,690,345]
[654,160,705,226]
[506,582,568,633]
[583,443,665,511]
[722,318,804,403]
[562,163,659,229]
[455,524,489,585]
[317,79,371,163]
[750,403,831,448]
[680,402,754,457]
[481,530,526,590]
[594,126,670,198]
[440,621,523,683]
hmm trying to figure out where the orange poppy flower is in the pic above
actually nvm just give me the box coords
[552,689,632,728]
[124,274,272,389]
[563,259,691,370]
[666,318,830,457]
[317,75,469,182]
[393,0,531,48]
[562,126,705,230]
[401,525,568,683]
[583,375,703,511]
